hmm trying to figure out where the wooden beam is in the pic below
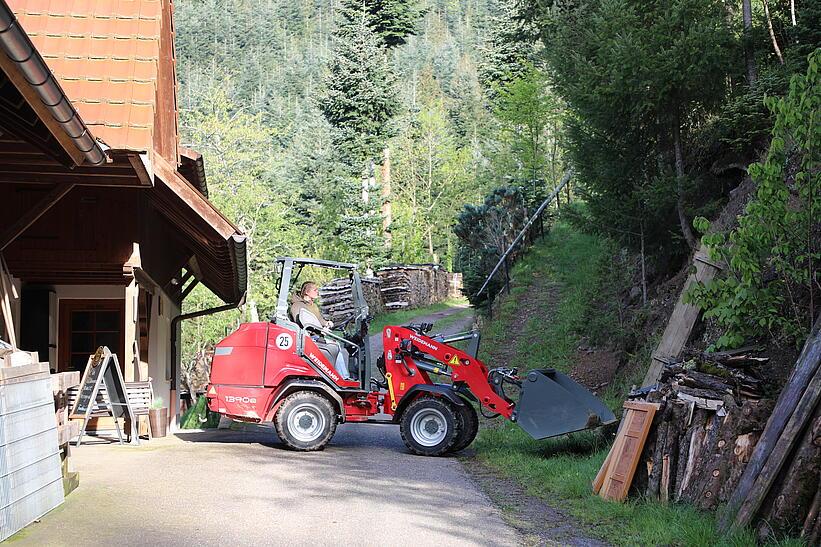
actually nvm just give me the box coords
[152,154,240,239]
[642,244,725,386]
[180,278,199,300]
[720,315,821,531]
[0,50,85,166]
[0,172,140,186]
[0,184,75,251]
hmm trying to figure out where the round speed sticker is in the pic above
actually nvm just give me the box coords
[275,333,293,350]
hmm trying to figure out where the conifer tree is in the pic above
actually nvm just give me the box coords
[319,0,400,264]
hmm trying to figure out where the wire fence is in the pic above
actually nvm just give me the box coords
[476,168,574,316]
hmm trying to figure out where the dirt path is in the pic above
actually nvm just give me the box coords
[489,273,560,369]
[463,459,610,546]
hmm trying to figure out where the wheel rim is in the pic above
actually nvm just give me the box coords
[287,402,327,443]
[410,407,448,447]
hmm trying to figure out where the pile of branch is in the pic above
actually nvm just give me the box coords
[631,350,774,509]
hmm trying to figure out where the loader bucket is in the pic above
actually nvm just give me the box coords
[512,369,617,440]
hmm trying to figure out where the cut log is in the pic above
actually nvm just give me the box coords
[754,402,821,538]
[720,315,821,532]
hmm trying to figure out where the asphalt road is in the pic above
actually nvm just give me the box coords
[11,423,520,546]
[13,306,525,546]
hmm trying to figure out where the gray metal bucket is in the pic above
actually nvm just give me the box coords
[512,369,617,440]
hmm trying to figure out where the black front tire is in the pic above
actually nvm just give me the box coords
[399,397,460,456]
[274,391,338,451]
[449,401,479,453]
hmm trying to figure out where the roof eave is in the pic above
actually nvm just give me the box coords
[0,1,106,166]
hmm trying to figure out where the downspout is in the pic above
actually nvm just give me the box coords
[170,291,246,428]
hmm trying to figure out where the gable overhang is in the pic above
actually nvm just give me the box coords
[150,154,247,305]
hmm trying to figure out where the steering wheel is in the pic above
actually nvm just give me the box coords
[336,314,357,329]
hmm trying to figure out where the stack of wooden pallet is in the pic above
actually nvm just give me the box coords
[52,371,80,495]
[0,361,64,542]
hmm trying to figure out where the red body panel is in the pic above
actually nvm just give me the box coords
[207,321,510,425]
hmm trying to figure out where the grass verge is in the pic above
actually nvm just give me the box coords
[475,224,801,546]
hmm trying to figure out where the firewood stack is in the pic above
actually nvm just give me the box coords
[319,277,384,324]
[318,278,357,324]
[377,265,449,310]
[631,350,772,510]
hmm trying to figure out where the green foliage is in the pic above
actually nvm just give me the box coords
[454,186,529,306]
[180,396,221,429]
[688,50,820,349]
[320,0,399,170]
[391,78,474,267]
[366,0,424,48]
[493,65,562,208]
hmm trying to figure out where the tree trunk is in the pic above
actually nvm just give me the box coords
[762,0,785,65]
[640,220,647,305]
[672,113,697,250]
[742,0,758,87]
[381,147,392,247]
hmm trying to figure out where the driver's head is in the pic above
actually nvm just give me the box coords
[299,281,319,301]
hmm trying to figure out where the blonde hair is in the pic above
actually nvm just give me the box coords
[299,281,318,298]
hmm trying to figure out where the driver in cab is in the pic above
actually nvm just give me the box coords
[290,281,352,380]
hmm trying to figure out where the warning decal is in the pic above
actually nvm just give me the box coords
[449,355,460,366]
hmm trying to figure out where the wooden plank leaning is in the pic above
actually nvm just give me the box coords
[596,401,660,501]
[642,245,725,387]
[719,315,821,532]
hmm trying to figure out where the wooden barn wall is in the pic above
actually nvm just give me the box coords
[0,185,139,284]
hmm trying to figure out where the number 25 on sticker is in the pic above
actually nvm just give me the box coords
[275,333,293,350]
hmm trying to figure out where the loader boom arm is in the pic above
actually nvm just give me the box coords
[382,326,515,419]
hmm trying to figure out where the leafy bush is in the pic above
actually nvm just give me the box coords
[454,186,529,307]
[688,50,820,350]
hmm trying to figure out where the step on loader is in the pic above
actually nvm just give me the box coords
[206,258,616,456]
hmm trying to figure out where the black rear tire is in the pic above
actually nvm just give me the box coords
[449,401,479,453]
[274,391,337,451]
[399,396,460,456]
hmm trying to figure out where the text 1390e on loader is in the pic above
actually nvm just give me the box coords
[206,258,616,455]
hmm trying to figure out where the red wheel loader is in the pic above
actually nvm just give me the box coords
[206,258,616,456]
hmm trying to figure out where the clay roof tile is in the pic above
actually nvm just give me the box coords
[10,0,163,151]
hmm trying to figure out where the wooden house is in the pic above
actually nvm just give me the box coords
[0,0,247,426]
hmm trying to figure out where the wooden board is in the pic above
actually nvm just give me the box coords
[642,245,724,387]
[51,371,80,394]
[599,401,660,501]
[0,362,48,384]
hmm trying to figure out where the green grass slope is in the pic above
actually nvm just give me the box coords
[474,224,801,546]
